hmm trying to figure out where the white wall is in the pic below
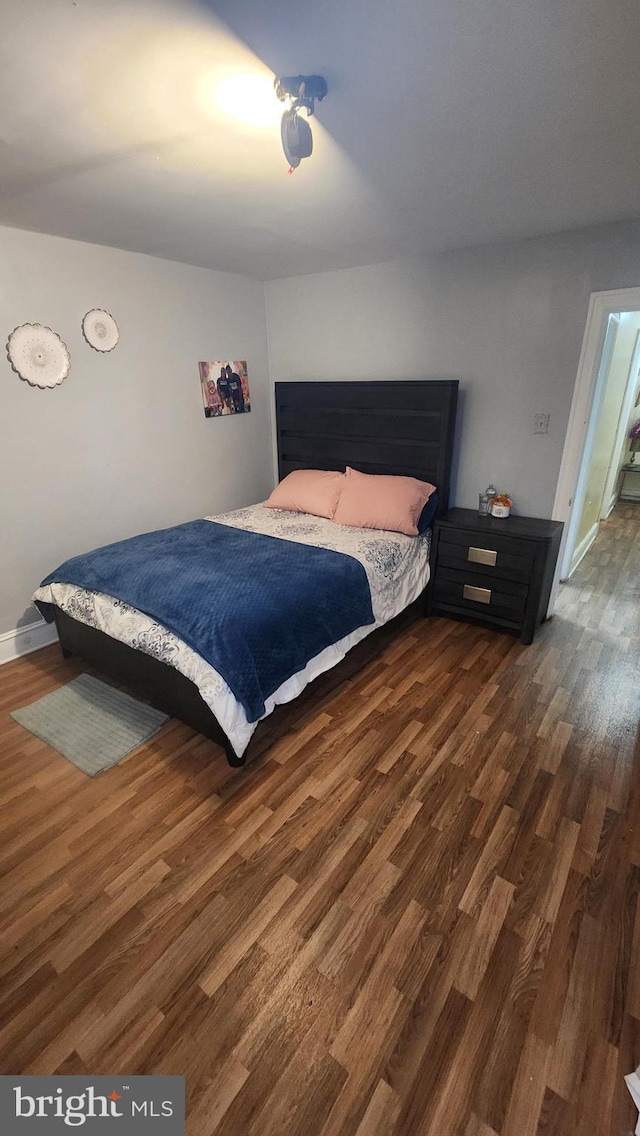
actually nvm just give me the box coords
[6,216,640,643]
[0,225,271,637]
[265,219,640,519]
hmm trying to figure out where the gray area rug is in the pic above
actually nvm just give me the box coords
[11,673,169,775]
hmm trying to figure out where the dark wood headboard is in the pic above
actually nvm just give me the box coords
[275,380,459,511]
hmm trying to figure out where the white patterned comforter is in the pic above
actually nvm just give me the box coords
[33,505,431,757]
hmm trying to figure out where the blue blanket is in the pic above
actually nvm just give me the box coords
[37,520,375,722]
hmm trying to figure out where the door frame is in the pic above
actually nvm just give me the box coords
[560,311,619,578]
[552,286,640,586]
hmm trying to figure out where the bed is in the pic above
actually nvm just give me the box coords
[34,380,458,766]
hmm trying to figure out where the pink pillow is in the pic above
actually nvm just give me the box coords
[333,467,436,536]
[264,468,345,519]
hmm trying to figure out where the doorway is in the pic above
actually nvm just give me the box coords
[553,287,640,585]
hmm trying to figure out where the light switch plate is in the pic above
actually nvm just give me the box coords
[534,413,550,434]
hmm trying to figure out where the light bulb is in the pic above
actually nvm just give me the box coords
[214,73,281,128]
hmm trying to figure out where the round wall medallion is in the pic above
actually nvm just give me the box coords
[82,308,119,352]
[6,323,71,389]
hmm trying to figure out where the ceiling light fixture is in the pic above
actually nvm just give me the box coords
[274,74,328,172]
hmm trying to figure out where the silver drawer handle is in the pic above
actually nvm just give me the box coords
[463,584,492,604]
[468,546,497,566]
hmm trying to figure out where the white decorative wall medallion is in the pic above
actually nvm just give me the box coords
[82,309,119,352]
[6,324,71,389]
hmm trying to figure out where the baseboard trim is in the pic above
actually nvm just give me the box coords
[0,619,59,665]
[567,521,599,578]
[603,494,617,519]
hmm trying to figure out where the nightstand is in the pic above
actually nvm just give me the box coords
[428,508,563,644]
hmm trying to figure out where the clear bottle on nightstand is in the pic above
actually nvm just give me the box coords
[478,484,497,516]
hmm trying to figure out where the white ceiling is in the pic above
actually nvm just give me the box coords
[1,0,639,279]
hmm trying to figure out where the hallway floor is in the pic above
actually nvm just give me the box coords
[0,503,639,1135]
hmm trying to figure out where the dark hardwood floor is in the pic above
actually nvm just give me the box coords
[1,503,639,1135]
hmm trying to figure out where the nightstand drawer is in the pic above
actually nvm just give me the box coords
[434,566,528,620]
[440,527,535,562]
[438,538,533,583]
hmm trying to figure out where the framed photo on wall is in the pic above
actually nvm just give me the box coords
[199,360,251,418]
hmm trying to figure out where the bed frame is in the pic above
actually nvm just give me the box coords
[51,379,459,766]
